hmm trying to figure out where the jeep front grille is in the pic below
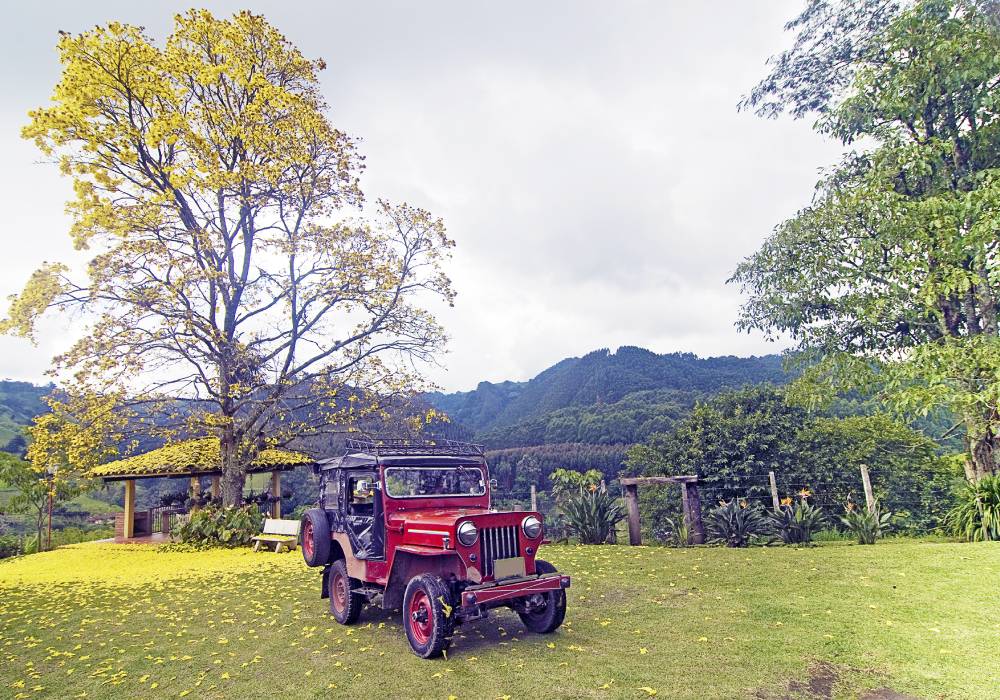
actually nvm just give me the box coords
[479,525,520,578]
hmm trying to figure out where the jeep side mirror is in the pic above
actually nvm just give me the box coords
[489,479,498,489]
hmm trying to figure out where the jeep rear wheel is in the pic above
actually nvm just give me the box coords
[301,508,331,568]
[402,574,455,659]
[517,559,566,634]
[328,559,364,624]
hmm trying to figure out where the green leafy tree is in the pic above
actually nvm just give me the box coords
[0,453,77,552]
[1,12,454,504]
[734,0,1000,481]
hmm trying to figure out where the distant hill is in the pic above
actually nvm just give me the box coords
[425,347,788,448]
[0,381,50,452]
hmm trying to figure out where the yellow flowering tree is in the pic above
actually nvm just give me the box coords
[3,11,454,504]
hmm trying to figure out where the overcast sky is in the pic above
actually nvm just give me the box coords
[0,1,844,392]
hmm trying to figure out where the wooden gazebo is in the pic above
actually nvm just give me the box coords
[90,438,315,542]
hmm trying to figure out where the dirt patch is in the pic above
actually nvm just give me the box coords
[786,661,840,698]
[757,661,924,700]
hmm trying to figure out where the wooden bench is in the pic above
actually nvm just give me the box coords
[251,518,301,553]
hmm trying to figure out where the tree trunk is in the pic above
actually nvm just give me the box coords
[969,429,999,482]
[35,507,45,553]
[219,426,247,507]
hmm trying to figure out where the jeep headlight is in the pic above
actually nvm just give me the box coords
[457,521,478,546]
[522,515,543,539]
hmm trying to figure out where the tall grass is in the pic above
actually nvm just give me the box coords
[945,474,1000,542]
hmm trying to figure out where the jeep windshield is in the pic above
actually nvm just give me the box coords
[384,466,486,498]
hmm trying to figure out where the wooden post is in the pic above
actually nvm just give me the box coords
[189,477,201,512]
[210,476,221,499]
[271,471,281,518]
[860,464,875,513]
[768,471,780,511]
[687,481,705,545]
[123,479,136,539]
[680,482,692,540]
[530,484,537,512]
[624,483,641,545]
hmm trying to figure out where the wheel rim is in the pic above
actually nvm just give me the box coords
[408,589,433,645]
[332,570,347,613]
[302,520,314,560]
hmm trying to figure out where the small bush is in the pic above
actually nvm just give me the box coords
[840,501,893,544]
[705,499,770,547]
[657,517,690,547]
[561,486,624,544]
[945,474,1000,542]
[0,535,24,559]
[175,505,263,548]
[770,499,826,544]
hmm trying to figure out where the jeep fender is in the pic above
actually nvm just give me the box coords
[319,536,349,599]
[382,548,467,610]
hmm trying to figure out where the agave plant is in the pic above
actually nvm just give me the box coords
[840,500,892,545]
[770,499,825,544]
[945,474,1000,542]
[661,516,691,547]
[706,499,770,547]
[561,486,625,544]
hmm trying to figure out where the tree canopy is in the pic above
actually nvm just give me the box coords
[732,0,1000,480]
[2,11,454,502]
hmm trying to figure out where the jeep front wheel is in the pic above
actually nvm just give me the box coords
[402,574,455,659]
[517,559,566,634]
[301,508,331,568]
[328,559,364,624]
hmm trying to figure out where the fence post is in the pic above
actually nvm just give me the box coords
[860,464,875,513]
[624,483,641,546]
[768,471,780,511]
[530,484,537,512]
[679,478,705,545]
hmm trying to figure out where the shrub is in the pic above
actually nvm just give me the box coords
[945,474,1000,542]
[561,486,624,544]
[840,501,893,544]
[657,516,690,547]
[0,535,24,559]
[769,498,826,544]
[175,505,263,548]
[705,499,770,547]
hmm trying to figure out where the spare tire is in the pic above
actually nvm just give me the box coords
[301,508,332,567]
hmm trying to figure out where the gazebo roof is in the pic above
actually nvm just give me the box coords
[90,438,315,481]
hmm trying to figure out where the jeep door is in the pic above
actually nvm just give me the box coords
[343,470,385,560]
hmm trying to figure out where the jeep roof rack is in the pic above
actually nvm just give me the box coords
[344,437,485,458]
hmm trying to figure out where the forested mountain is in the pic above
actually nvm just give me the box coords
[425,347,788,447]
[0,381,50,453]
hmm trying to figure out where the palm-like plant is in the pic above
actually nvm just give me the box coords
[561,486,625,544]
[840,500,892,544]
[945,474,1000,542]
[706,499,770,547]
[770,498,826,544]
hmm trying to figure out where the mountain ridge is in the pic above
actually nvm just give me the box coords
[424,346,788,446]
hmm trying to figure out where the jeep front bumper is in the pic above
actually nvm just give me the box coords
[460,572,571,608]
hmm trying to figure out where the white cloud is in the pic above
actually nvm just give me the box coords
[0,1,842,391]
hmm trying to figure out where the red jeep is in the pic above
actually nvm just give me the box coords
[300,439,570,658]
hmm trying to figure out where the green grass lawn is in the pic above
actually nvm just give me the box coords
[1,540,998,699]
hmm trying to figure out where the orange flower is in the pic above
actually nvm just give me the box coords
[780,497,793,507]
[798,488,812,499]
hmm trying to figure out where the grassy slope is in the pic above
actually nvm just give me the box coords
[1,541,998,700]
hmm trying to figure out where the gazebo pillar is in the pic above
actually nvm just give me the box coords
[189,476,201,511]
[271,471,281,518]
[123,479,136,539]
